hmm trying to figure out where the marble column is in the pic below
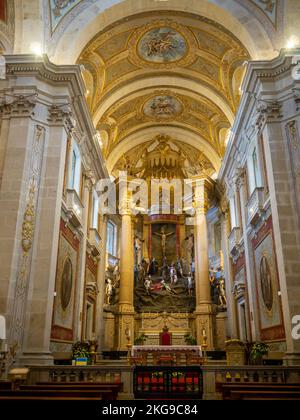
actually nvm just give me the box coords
[76,174,94,340]
[117,209,135,351]
[221,208,239,338]
[96,215,108,353]
[238,176,256,341]
[193,178,214,349]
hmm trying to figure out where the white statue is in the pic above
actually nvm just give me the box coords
[218,278,227,307]
[113,264,120,287]
[161,279,176,295]
[105,279,114,305]
[187,273,193,296]
[144,276,152,295]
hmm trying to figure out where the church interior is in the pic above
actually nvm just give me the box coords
[0,0,300,401]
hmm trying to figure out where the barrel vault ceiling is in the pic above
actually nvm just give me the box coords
[78,10,250,177]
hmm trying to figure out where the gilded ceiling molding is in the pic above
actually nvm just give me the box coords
[106,126,222,174]
[113,134,215,180]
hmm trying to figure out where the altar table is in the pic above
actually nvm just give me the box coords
[131,345,202,365]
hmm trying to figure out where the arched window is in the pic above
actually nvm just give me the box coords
[106,221,117,257]
[69,141,81,195]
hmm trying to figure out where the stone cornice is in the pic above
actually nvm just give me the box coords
[219,49,300,183]
[3,54,109,181]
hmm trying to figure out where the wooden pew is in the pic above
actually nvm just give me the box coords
[0,396,102,401]
[0,381,12,390]
[21,384,120,399]
[230,390,300,400]
[0,389,114,400]
[217,382,300,400]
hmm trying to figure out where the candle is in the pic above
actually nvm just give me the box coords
[202,329,206,337]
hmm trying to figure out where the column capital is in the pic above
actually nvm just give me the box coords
[193,177,214,215]
[233,167,246,190]
[47,103,76,135]
[0,93,37,118]
[84,169,96,191]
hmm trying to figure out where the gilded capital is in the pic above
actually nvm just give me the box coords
[193,177,213,214]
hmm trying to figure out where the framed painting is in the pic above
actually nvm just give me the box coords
[51,220,80,342]
[252,217,285,341]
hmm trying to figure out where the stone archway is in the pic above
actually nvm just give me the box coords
[13,0,284,62]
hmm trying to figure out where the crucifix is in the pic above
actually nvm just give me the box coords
[153,227,174,257]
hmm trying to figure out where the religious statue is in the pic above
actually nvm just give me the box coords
[154,227,174,257]
[210,266,227,309]
[142,257,149,276]
[185,233,194,265]
[161,279,176,295]
[176,257,183,278]
[144,276,152,295]
[187,273,193,296]
[148,257,159,275]
[137,263,145,284]
[134,235,144,266]
[218,278,227,308]
[161,256,169,279]
[113,264,120,288]
[105,279,114,305]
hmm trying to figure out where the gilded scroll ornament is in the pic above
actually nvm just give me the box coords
[21,183,36,253]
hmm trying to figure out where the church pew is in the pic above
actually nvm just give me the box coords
[36,381,122,393]
[230,390,300,400]
[0,396,102,401]
[244,397,300,401]
[0,389,114,400]
[21,384,120,399]
[0,381,12,390]
[218,383,300,400]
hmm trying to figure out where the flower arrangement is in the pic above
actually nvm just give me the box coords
[184,334,197,345]
[250,341,269,363]
[72,341,91,362]
[134,334,147,345]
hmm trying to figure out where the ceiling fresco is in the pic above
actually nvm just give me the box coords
[77,10,251,176]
